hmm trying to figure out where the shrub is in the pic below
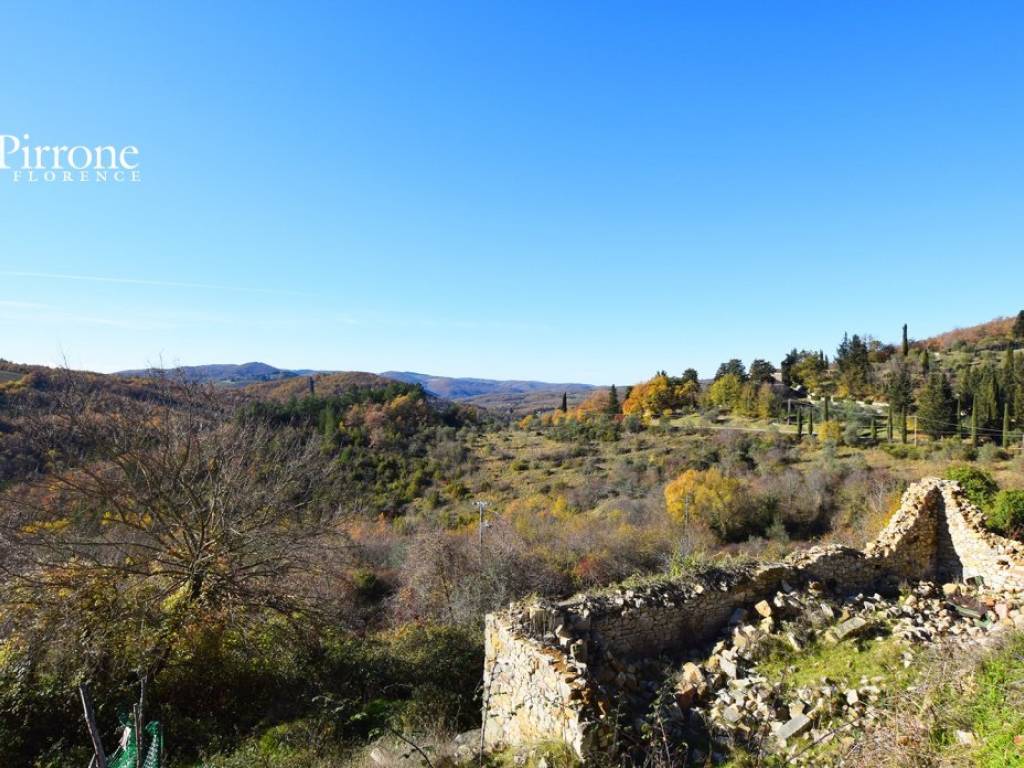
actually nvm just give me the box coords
[943,465,998,510]
[622,413,644,433]
[817,420,843,445]
[978,443,1007,464]
[880,443,923,460]
[930,437,975,463]
[986,490,1024,537]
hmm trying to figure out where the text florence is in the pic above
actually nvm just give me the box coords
[1,134,141,183]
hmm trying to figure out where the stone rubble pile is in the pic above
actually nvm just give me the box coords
[652,579,1024,765]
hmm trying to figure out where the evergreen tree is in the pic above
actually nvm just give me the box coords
[971,400,979,448]
[797,409,803,440]
[887,405,893,443]
[560,392,568,413]
[885,358,914,445]
[1016,352,1024,424]
[1003,349,1017,420]
[607,384,619,415]
[749,359,776,383]
[780,349,799,387]
[715,359,748,381]
[918,373,955,439]
[808,408,814,437]
[956,395,963,440]
[1014,310,1024,340]
[1003,401,1011,448]
[835,333,871,397]
[886,359,914,417]
[973,364,1000,429]
[902,324,909,356]
[824,395,830,422]
[921,349,930,375]
[681,368,699,385]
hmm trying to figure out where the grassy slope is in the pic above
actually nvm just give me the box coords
[931,633,1024,767]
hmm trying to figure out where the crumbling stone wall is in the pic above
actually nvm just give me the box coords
[938,481,1024,590]
[482,610,594,755]
[482,477,1024,758]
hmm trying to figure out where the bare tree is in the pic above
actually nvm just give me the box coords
[0,371,349,675]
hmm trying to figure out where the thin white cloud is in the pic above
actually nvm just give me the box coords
[0,300,177,331]
[0,299,50,309]
[0,270,316,297]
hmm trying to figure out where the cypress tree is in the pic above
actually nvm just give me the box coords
[902,324,909,356]
[607,384,619,415]
[900,408,908,444]
[1014,310,1024,340]
[918,373,955,439]
[956,395,962,440]
[974,365,1000,429]
[824,395,830,422]
[971,400,979,448]
[797,409,803,440]
[808,408,814,437]
[887,405,894,443]
[922,349,930,375]
[1004,349,1017,422]
[560,392,568,413]
[1003,401,1011,448]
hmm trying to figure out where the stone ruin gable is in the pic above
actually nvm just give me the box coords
[862,476,944,578]
[481,478,1024,757]
[936,480,1024,590]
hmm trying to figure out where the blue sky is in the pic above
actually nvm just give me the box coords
[2,2,1023,384]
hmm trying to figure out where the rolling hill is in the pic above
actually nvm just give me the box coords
[242,371,395,401]
[919,314,1021,351]
[116,361,322,386]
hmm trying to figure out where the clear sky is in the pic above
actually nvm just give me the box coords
[2,2,1023,385]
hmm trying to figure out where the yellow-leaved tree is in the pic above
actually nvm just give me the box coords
[622,374,699,419]
[664,467,752,540]
[706,373,744,410]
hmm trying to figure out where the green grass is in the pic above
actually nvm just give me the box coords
[933,634,1024,767]
[757,632,911,691]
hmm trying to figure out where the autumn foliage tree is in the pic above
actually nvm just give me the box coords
[664,467,755,540]
[621,373,699,419]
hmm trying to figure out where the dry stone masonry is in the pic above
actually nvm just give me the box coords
[482,478,1024,761]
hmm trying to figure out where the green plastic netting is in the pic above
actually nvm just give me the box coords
[107,719,161,768]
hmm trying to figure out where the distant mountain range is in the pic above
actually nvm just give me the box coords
[115,363,596,411]
[116,362,320,386]
[379,371,594,400]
